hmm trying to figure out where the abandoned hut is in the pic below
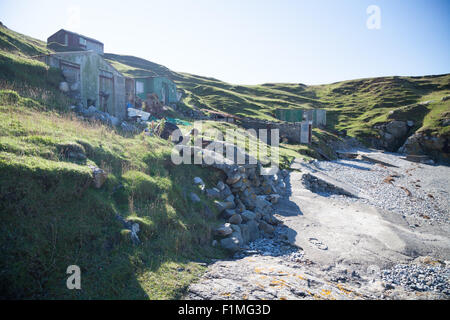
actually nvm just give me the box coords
[275,108,326,127]
[37,50,129,120]
[47,29,104,54]
[134,76,178,105]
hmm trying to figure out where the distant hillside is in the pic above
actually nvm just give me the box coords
[105,53,450,151]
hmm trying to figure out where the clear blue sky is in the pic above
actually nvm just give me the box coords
[1,0,449,85]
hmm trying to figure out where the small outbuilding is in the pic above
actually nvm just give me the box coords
[37,50,128,119]
[134,76,178,105]
[275,108,326,127]
[47,29,104,55]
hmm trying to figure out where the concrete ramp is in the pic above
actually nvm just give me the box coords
[359,153,399,168]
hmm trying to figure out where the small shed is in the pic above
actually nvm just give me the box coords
[134,76,177,105]
[47,29,104,54]
[275,108,326,127]
[37,51,127,119]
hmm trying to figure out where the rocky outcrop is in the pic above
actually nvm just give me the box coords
[398,131,449,164]
[373,120,413,151]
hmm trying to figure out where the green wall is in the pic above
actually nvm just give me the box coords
[135,76,177,104]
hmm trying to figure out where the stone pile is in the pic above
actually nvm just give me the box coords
[194,162,289,253]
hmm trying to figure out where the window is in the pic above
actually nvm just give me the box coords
[79,37,87,46]
[136,81,144,94]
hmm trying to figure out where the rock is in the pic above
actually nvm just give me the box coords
[190,192,201,203]
[206,188,221,199]
[386,121,408,136]
[157,121,180,140]
[215,223,233,237]
[224,194,235,203]
[108,116,120,127]
[241,210,257,222]
[68,151,86,160]
[193,177,205,185]
[222,209,236,220]
[259,221,275,234]
[226,173,241,185]
[263,213,279,226]
[230,179,243,189]
[220,237,240,253]
[443,119,450,127]
[220,184,233,198]
[89,165,108,189]
[240,223,250,244]
[267,194,281,204]
[407,120,415,127]
[231,231,243,247]
[214,200,236,213]
[59,81,69,92]
[235,198,246,213]
[255,196,272,211]
[229,213,243,225]
[245,220,260,242]
[217,181,226,191]
[121,121,138,133]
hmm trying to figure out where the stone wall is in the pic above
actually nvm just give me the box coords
[238,118,305,144]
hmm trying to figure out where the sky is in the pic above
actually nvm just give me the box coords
[1,0,449,85]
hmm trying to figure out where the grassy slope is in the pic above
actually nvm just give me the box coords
[0,25,225,299]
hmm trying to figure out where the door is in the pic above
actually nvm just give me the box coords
[99,73,114,113]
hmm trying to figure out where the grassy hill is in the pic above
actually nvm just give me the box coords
[0,25,226,299]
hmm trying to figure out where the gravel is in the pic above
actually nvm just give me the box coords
[233,225,304,261]
[381,264,450,295]
[311,154,450,223]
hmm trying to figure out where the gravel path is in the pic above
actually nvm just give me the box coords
[312,153,450,223]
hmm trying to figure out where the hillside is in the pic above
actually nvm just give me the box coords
[0,25,226,299]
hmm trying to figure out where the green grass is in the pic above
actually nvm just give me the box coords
[0,90,226,299]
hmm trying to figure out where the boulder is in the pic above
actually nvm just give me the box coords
[229,213,243,225]
[206,188,221,199]
[215,223,233,237]
[240,223,250,244]
[267,194,281,204]
[224,194,235,203]
[59,81,69,93]
[217,180,226,191]
[89,166,107,189]
[214,200,236,213]
[220,237,240,253]
[226,173,241,185]
[259,220,275,235]
[241,210,257,222]
[245,220,260,242]
[222,209,236,220]
[193,177,205,185]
